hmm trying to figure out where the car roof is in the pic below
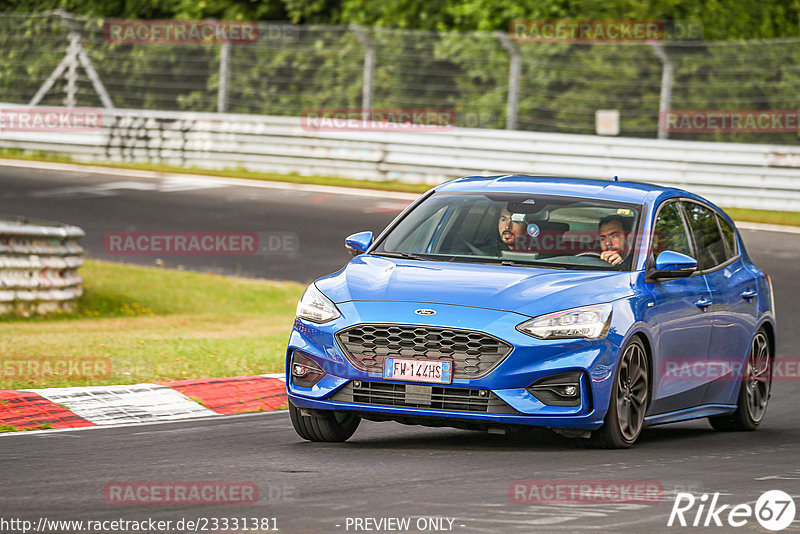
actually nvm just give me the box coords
[435,175,690,205]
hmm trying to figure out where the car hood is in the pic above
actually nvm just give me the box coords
[316,255,635,317]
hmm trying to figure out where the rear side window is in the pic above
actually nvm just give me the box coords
[716,214,738,258]
[651,202,692,258]
[683,202,727,270]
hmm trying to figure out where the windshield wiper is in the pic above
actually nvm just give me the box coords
[500,260,568,269]
[373,251,438,261]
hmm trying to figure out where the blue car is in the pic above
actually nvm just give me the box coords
[286,175,776,448]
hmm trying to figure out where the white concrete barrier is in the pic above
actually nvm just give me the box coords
[1,105,799,210]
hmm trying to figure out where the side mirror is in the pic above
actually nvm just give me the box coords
[652,250,698,279]
[345,231,373,256]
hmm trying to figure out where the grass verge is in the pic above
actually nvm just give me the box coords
[0,260,304,390]
[722,208,800,227]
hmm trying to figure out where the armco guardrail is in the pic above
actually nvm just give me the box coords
[1,105,800,211]
[0,217,84,315]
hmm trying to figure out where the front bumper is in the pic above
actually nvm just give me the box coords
[286,301,622,431]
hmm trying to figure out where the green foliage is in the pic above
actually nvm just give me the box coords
[2,0,799,38]
[1,3,799,143]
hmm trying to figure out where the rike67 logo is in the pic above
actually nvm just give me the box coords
[668,490,796,531]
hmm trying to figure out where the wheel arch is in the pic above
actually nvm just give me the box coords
[618,325,654,412]
[759,319,777,362]
[630,331,654,411]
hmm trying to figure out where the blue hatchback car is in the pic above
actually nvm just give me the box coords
[286,176,776,448]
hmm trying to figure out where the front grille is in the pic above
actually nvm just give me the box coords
[335,324,512,379]
[331,381,518,413]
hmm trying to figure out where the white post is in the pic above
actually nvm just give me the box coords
[218,42,231,113]
[64,33,80,107]
[495,32,521,131]
[350,25,375,113]
[650,42,674,140]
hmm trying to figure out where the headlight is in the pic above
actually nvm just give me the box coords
[517,303,612,340]
[296,284,341,323]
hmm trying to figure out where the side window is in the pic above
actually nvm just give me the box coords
[455,198,495,245]
[651,202,692,258]
[683,202,727,270]
[392,205,448,252]
[716,214,738,259]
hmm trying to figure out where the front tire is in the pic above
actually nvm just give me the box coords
[589,337,649,449]
[289,400,361,442]
[709,329,771,431]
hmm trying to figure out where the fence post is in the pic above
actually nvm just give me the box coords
[218,42,231,113]
[350,25,375,113]
[650,42,674,140]
[495,32,521,130]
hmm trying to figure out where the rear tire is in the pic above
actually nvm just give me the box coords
[289,400,361,442]
[588,337,649,449]
[709,329,771,432]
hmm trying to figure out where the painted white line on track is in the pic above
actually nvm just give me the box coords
[0,158,421,201]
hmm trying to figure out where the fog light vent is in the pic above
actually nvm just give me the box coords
[527,371,582,407]
[291,352,326,388]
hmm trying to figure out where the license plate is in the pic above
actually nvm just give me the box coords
[383,358,452,384]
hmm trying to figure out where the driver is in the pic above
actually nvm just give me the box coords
[498,207,528,250]
[598,215,632,266]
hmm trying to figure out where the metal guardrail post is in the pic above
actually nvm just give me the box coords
[495,32,521,131]
[0,217,85,316]
[350,25,375,113]
[650,42,674,140]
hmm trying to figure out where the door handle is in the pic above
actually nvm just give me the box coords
[695,296,712,309]
[741,289,757,300]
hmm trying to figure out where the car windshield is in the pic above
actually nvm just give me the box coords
[374,192,642,271]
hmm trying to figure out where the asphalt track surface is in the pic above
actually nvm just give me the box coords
[1,161,799,533]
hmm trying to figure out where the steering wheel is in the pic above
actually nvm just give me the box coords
[459,237,491,256]
[576,251,603,258]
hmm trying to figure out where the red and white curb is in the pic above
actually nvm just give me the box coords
[0,374,286,431]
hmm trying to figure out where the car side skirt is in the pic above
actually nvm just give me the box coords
[643,404,737,427]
